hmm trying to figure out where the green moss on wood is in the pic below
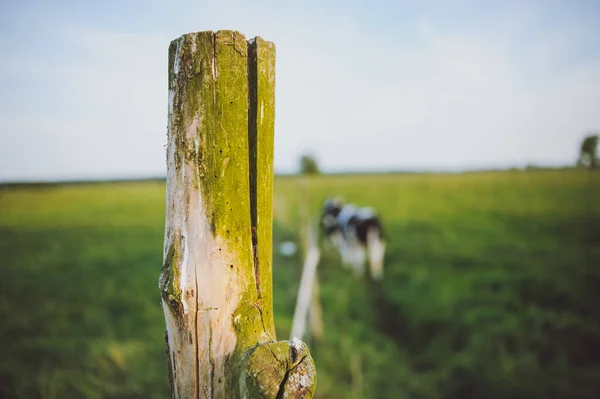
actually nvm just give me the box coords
[167,30,269,338]
[249,37,277,338]
[232,303,269,350]
[201,30,251,241]
[159,241,182,308]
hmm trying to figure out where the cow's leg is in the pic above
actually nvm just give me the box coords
[336,233,352,269]
[346,229,365,277]
[347,241,361,277]
[353,244,366,278]
[367,227,385,281]
[332,231,344,253]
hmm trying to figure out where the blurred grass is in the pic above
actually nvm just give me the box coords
[0,182,167,399]
[1,170,599,398]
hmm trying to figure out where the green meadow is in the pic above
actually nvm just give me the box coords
[1,170,599,398]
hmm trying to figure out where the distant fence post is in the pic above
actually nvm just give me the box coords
[291,219,321,341]
[294,178,323,342]
[159,30,316,398]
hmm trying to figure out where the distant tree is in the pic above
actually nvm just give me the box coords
[299,154,320,175]
[578,134,599,169]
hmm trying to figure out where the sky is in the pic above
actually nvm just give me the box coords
[0,0,599,181]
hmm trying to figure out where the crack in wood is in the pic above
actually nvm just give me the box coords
[248,38,263,301]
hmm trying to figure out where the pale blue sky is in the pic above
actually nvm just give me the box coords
[1,0,599,181]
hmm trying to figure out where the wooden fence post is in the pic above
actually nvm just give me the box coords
[294,178,323,342]
[159,30,316,399]
[291,219,321,341]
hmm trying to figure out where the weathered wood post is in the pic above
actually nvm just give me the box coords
[291,219,321,341]
[159,30,316,398]
[294,179,323,342]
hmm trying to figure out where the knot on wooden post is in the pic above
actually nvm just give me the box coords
[160,30,316,398]
[238,338,317,398]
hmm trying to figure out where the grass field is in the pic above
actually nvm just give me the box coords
[1,170,599,398]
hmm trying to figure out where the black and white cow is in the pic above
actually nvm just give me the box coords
[320,198,386,281]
